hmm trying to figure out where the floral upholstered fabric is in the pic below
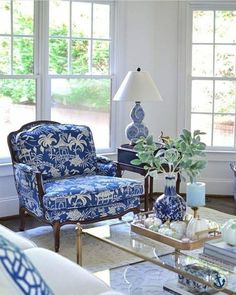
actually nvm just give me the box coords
[44,196,140,223]
[13,124,97,180]
[9,122,143,227]
[14,163,44,218]
[43,175,143,210]
[96,156,117,176]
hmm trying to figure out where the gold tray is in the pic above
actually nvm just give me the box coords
[131,220,221,251]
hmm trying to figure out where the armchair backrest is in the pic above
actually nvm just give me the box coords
[8,121,97,180]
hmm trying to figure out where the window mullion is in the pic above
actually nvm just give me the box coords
[68,0,72,74]
[234,81,236,148]
[211,10,216,147]
[90,3,93,74]
[10,0,13,75]
[38,0,50,120]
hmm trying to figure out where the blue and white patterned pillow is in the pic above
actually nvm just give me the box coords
[0,235,53,295]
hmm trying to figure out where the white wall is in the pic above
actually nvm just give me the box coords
[115,0,179,145]
[114,0,235,196]
[0,0,234,217]
[0,165,19,217]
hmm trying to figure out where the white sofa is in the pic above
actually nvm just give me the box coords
[0,224,124,295]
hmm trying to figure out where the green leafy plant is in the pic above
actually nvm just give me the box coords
[131,129,207,183]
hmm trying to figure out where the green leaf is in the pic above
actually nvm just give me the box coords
[129,128,207,182]
[130,159,142,165]
[148,170,157,177]
[146,135,154,145]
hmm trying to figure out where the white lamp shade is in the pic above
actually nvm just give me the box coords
[113,70,163,102]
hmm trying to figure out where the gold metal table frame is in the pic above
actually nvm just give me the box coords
[75,221,236,295]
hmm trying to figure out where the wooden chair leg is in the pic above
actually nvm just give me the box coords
[19,207,26,231]
[52,221,61,252]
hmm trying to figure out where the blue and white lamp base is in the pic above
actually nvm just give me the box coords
[126,101,148,144]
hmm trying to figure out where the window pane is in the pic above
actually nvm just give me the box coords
[192,45,213,77]
[13,0,34,35]
[71,40,90,74]
[92,41,109,74]
[215,81,235,113]
[0,1,10,34]
[192,11,213,43]
[215,45,236,77]
[49,0,69,36]
[215,11,236,44]
[93,4,110,39]
[213,115,235,146]
[51,79,110,149]
[191,114,212,146]
[13,37,34,74]
[72,2,91,38]
[191,80,213,112]
[0,37,10,74]
[49,38,68,74]
[0,79,36,158]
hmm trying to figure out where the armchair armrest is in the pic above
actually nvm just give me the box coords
[96,155,117,177]
[13,163,45,217]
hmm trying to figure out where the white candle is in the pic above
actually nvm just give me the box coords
[186,182,206,207]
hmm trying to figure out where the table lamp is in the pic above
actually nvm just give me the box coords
[113,68,162,144]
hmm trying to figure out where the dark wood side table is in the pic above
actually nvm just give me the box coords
[116,144,180,212]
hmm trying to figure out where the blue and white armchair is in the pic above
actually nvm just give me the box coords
[8,121,143,251]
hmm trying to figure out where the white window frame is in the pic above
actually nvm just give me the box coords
[40,0,116,154]
[0,0,39,163]
[178,0,236,158]
[0,0,116,164]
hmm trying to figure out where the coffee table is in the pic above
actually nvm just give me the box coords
[76,221,236,294]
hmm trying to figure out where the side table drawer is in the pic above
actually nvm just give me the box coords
[117,144,143,167]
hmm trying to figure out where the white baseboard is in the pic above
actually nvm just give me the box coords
[153,178,234,196]
[144,176,233,197]
[121,171,234,196]
[203,178,234,196]
[0,196,19,217]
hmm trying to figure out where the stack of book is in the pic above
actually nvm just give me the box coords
[200,239,236,271]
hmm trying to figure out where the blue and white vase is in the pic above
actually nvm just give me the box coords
[154,174,186,222]
[125,102,149,143]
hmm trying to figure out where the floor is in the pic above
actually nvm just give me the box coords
[0,195,235,232]
[205,195,236,215]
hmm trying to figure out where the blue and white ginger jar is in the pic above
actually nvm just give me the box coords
[154,174,186,222]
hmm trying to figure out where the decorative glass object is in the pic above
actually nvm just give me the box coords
[154,175,186,222]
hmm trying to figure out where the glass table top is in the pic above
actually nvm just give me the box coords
[83,221,236,294]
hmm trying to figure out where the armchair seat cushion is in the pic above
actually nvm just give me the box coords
[43,175,143,211]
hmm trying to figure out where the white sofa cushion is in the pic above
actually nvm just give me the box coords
[0,225,37,250]
[0,235,53,295]
[25,248,112,295]
[99,292,125,295]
